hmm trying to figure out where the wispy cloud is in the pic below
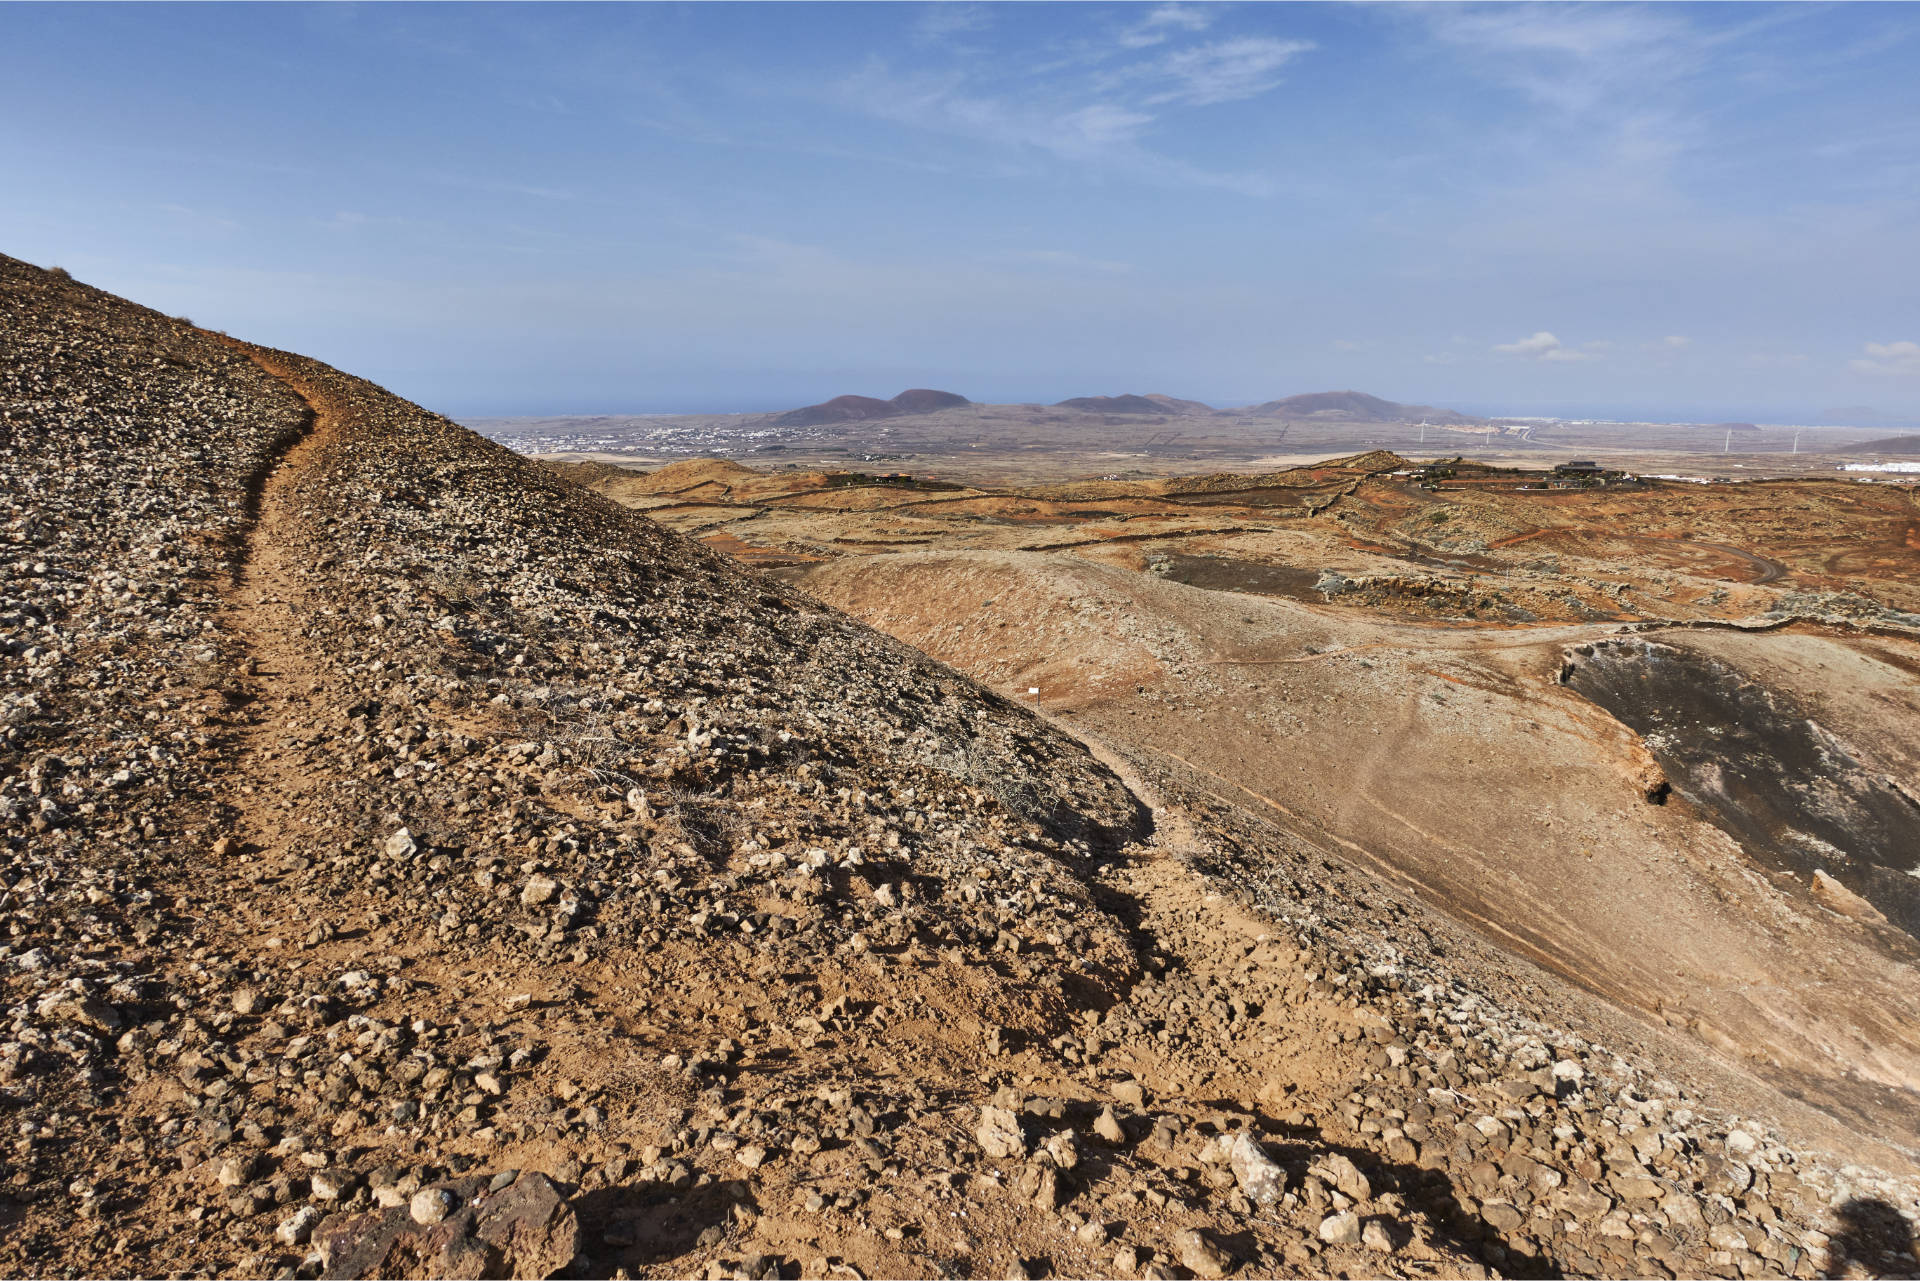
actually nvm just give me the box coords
[836,60,1278,194]
[1850,340,1920,376]
[1147,37,1314,106]
[832,8,1306,196]
[913,3,991,48]
[1119,4,1215,50]
[1493,330,1597,362]
[1419,3,1696,115]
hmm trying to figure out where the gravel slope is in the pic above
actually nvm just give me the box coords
[3,255,1918,1279]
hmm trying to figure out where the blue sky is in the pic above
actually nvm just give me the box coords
[3,2,1918,420]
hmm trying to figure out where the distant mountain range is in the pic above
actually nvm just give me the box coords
[1053,393,1217,416]
[1856,435,1920,454]
[1238,390,1482,424]
[769,387,1482,425]
[1051,389,1482,423]
[772,389,971,427]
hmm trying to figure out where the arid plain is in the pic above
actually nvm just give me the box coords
[548,442,1920,1162]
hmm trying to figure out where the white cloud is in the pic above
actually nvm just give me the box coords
[835,59,1279,195]
[1057,103,1153,149]
[1492,330,1597,362]
[1495,330,1559,356]
[1849,340,1920,376]
[1119,4,1215,50]
[1419,4,1694,115]
[1149,37,1313,106]
[831,7,1309,197]
[1663,335,1691,348]
[913,3,990,46]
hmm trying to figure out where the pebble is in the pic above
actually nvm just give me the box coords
[975,1106,1025,1159]
[410,1187,455,1225]
[1172,1228,1231,1279]
[275,1206,322,1246]
[1228,1131,1286,1206]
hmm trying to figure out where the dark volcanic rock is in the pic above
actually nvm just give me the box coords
[1566,638,1920,940]
[315,1173,578,1279]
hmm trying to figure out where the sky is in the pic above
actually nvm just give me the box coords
[3,2,1918,421]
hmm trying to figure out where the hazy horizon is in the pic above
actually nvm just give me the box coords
[456,392,1920,429]
[4,2,1918,422]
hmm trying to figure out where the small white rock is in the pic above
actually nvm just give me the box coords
[409,1186,454,1225]
[276,1205,322,1245]
[1319,1210,1362,1245]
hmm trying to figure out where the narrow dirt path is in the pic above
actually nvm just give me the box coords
[211,347,346,934]
[1044,717,1201,862]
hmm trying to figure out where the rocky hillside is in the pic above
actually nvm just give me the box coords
[3,253,1917,1280]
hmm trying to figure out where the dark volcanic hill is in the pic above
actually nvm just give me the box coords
[773,393,897,427]
[3,253,1911,1279]
[1054,394,1170,415]
[1857,434,1920,454]
[1242,389,1481,424]
[1142,393,1217,415]
[887,387,971,414]
[774,388,970,427]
